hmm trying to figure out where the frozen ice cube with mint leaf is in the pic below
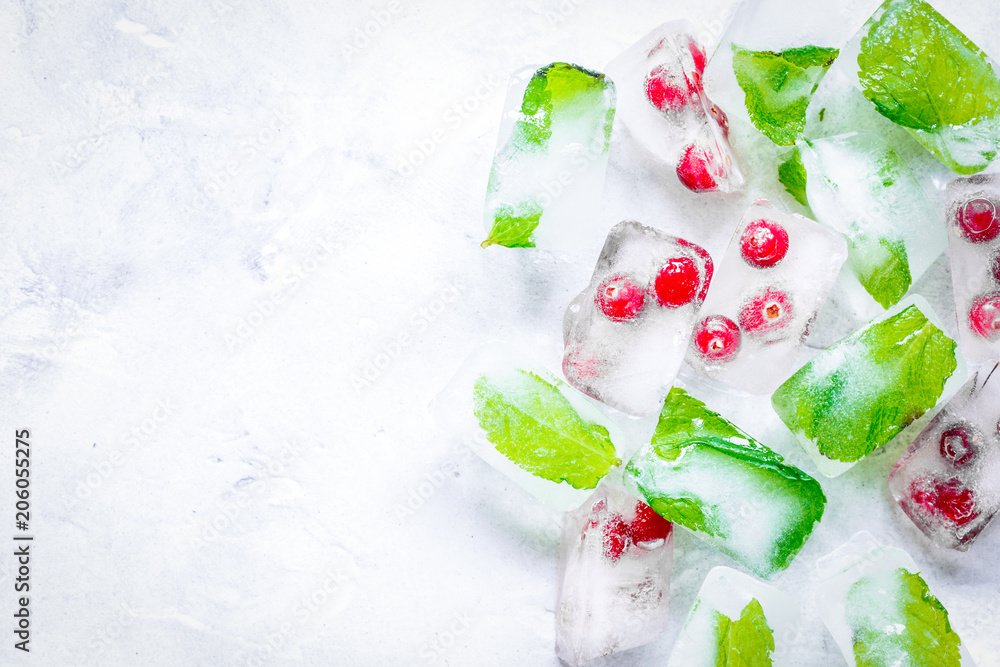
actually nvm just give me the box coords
[556,483,673,666]
[605,21,743,193]
[889,365,1000,551]
[482,62,616,250]
[945,174,1000,360]
[685,199,847,394]
[815,531,977,666]
[623,386,826,579]
[430,344,624,511]
[666,566,800,667]
[772,295,966,478]
[562,220,714,416]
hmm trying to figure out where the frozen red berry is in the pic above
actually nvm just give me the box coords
[992,253,1000,283]
[677,239,713,300]
[693,315,741,362]
[958,198,999,243]
[595,274,646,321]
[651,257,701,308]
[645,65,693,112]
[687,40,707,75]
[628,503,672,547]
[740,219,789,268]
[910,476,978,527]
[940,424,979,467]
[709,103,730,139]
[602,513,630,561]
[676,142,721,193]
[739,288,793,339]
[563,343,601,381]
[969,293,1000,340]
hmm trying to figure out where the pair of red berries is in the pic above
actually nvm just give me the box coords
[590,502,672,562]
[905,424,983,529]
[694,219,793,361]
[594,249,711,321]
[958,198,1000,340]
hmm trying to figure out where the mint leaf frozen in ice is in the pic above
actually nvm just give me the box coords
[712,598,776,667]
[777,146,809,207]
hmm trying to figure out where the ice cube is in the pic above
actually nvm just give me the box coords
[797,131,945,324]
[815,531,978,666]
[482,63,616,250]
[605,21,743,193]
[562,220,714,416]
[945,174,1000,361]
[429,343,624,511]
[556,483,673,665]
[623,386,826,579]
[888,364,1000,550]
[685,199,847,394]
[772,295,967,478]
[666,566,800,667]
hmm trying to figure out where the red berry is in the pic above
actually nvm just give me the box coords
[687,39,707,75]
[740,219,790,268]
[957,198,999,243]
[676,142,720,192]
[910,477,978,527]
[595,274,646,321]
[739,288,794,339]
[969,293,1000,340]
[677,239,714,300]
[602,513,630,561]
[991,253,1000,283]
[628,503,672,547]
[645,65,693,112]
[709,103,730,139]
[940,424,979,467]
[651,257,701,308]
[693,315,741,362]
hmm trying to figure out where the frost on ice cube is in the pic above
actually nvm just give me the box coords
[605,21,743,193]
[562,220,713,416]
[556,483,673,666]
[623,387,825,579]
[482,63,615,250]
[889,365,1000,551]
[772,296,966,478]
[429,343,623,511]
[685,199,847,394]
[945,174,1000,360]
[815,531,977,666]
[795,131,944,318]
[666,566,800,667]
[808,0,1000,175]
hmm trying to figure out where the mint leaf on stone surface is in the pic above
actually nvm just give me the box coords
[472,369,620,489]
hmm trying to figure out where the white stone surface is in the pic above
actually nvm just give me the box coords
[2,0,999,665]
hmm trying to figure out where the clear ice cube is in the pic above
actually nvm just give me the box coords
[685,199,847,394]
[556,483,674,665]
[889,364,1000,551]
[429,343,624,511]
[482,63,616,251]
[562,220,714,416]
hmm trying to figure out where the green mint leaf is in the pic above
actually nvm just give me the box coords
[473,369,620,489]
[482,203,542,248]
[517,62,615,150]
[847,568,962,667]
[848,230,912,309]
[772,304,958,463]
[650,386,742,453]
[857,0,1000,173]
[778,146,809,207]
[648,494,722,538]
[732,44,839,145]
[717,598,776,667]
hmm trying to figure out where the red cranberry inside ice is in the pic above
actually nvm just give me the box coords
[694,315,741,362]
[687,40,707,75]
[739,288,793,339]
[910,476,978,527]
[595,274,646,321]
[969,293,1000,340]
[740,219,789,268]
[958,198,999,243]
[939,424,979,467]
[677,143,723,193]
[677,239,714,300]
[644,65,693,112]
[709,103,730,139]
[651,257,700,308]
[628,503,671,548]
[602,513,630,561]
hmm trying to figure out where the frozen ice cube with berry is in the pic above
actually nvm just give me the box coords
[945,174,1000,361]
[605,21,743,193]
[666,566,800,667]
[556,483,673,666]
[888,364,1000,551]
[562,220,714,416]
[685,199,847,394]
